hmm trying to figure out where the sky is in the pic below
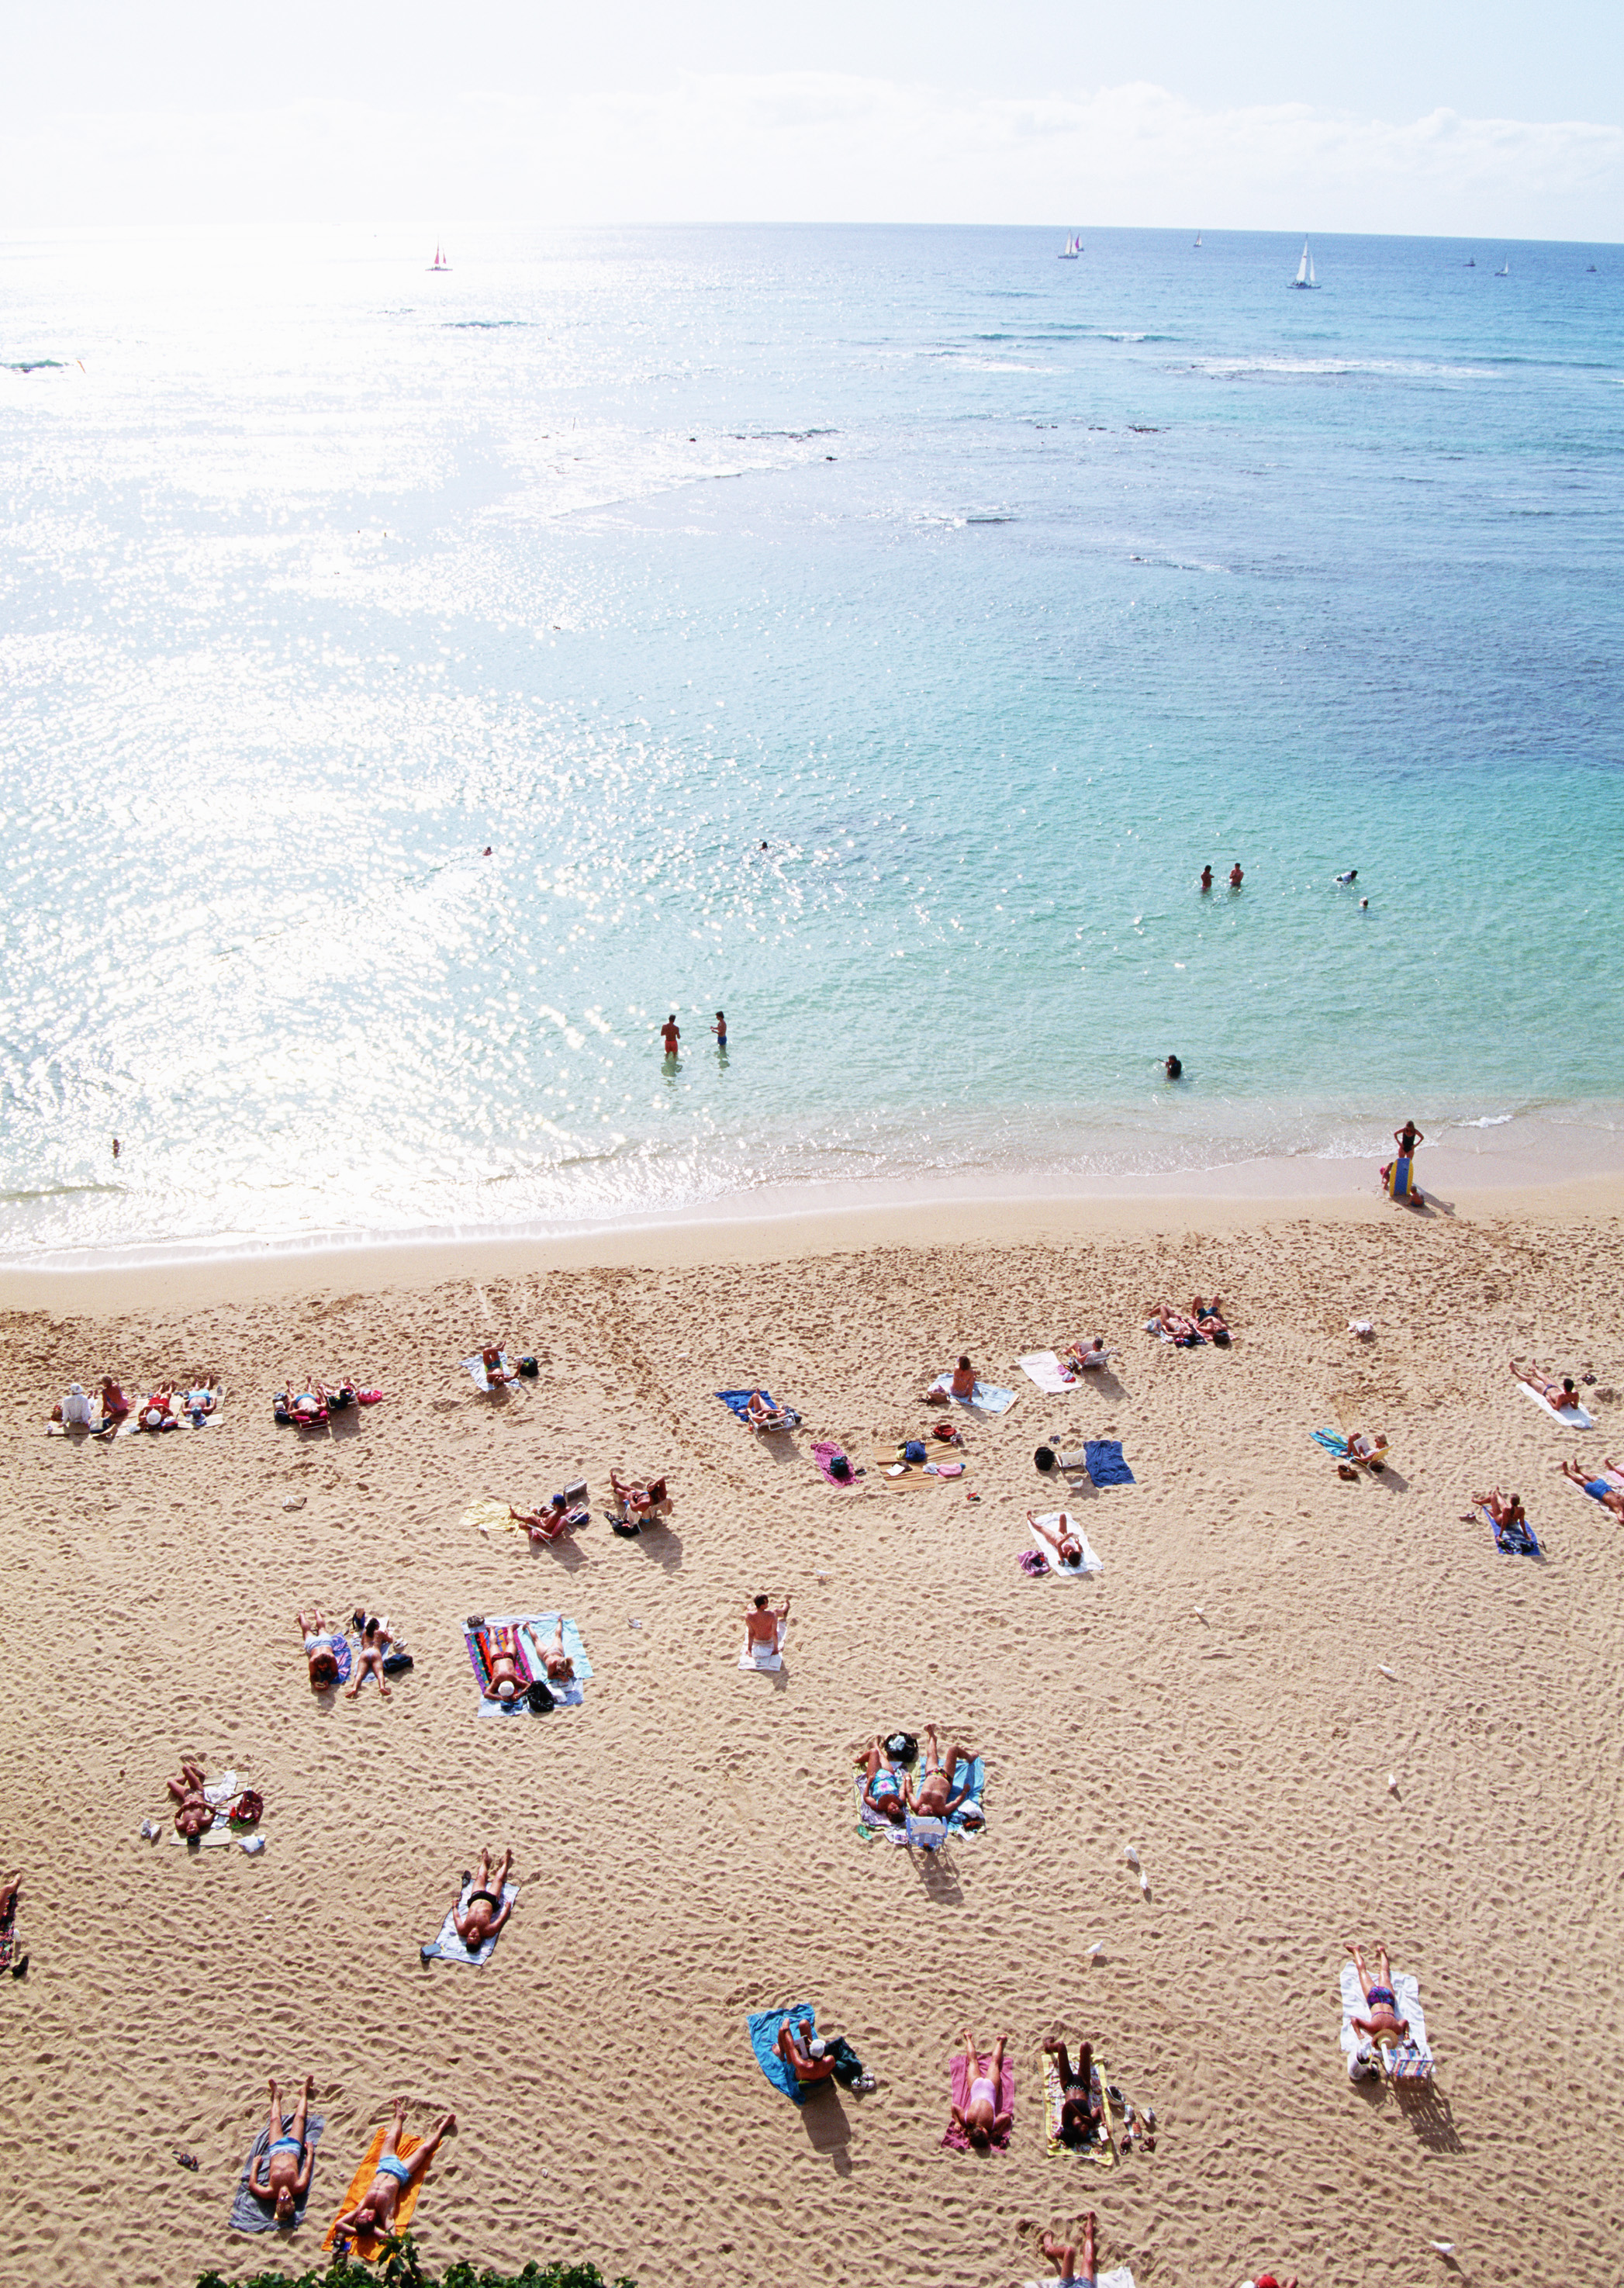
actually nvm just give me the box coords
[1,1,1620,238]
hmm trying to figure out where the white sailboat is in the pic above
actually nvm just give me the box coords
[1292,237,1317,289]
[1495,256,1510,276]
[1058,233,1083,259]
[429,242,451,273]
[1194,231,1203,247]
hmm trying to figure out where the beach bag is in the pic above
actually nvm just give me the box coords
[828,1453,852,1481]
[931,1420,959,1442]
[518,1356,539,1377]
[526,1678,555,1713]
[382,1650,414,1676]
[884,1731,917,1764]
[903,1440,927,1464]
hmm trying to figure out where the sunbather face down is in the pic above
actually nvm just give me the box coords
[910,1723,978,1823]
[952,2030,1011,2150]
[330,2100,455,2240]
[451,1847,513,1948]
[346,1614,393,1699]
[1557,1461,1624,1516]
[297,1609,340,1689]
[247,2074,315,2224]
[1511,1359,1577,1407]
[860,1740,907,1827]
[482,1626,523,1701]
[168,1761,213,1837]
[1346,1941,1410,2042]
[1028,1509,1087,1571]
[1042,2038,1101,2147]
[776,2017,837,2085]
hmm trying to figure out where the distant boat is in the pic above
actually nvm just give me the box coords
[1292,237,1317,289]
[429,243,451,272]
[1495,257,1510,276]
[1588,263,1598,273]
[1465,257,1475,268]
[1194,231,1203,247]
[1058,233,1083,259]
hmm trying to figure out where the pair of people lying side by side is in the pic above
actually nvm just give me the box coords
[481,1618,575,1702]
[859,1724,980,1828]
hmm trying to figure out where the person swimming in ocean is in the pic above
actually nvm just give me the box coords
[1164,1054,1182,1079]
[1336,869,1357,884]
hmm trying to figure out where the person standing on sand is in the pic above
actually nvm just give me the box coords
[660,1014,680,1056]
[1394,1118,1423,1159]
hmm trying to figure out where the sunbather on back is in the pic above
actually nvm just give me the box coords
[297,1609,343,1689]
[1346,1941,1410,2042]
[139,1384,179,1430]
[1042,2037,1101,2147]
[330,2098,455,2241]
[1038,2213,1098,2286]
[1190,1296,1230,1343]
[536,1616,575,1681]
[859,1739,907,1827]
[247,2075,316,2224]
[909,1723,979,1823]
[1511,1359,1579,1408]
[168,1761,213,1837]
[1148,1305,1201,1346]
[452,1847,513,1948]
[479,1341,517,1387]
[1557,1461,1624,1517]
[745,1389,783,1426]
[1028,1509,1089,1572]
[952,2029,1011,2150]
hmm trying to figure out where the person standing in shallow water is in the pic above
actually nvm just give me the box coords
[659,1014,680,1056]
[712,1010,727,1050]
[1199,865,1212,892]
[1228,862,1244,889]
[1394,1118,1423,1159]
[1164,1054,1182,1080]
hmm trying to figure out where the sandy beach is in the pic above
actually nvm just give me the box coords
[4,1172,1624,2288]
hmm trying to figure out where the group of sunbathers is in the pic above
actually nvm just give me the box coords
[479,1619,575,1702]
[54,1374,219,1433]
[1147,1298,1230,1346]
[275,1375,373,1426]
[859,1725,982,1829]
[297,1609,404,1697]
[247,2080,455,2240]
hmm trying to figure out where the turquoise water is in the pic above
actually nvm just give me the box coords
[2,223,1621,1255]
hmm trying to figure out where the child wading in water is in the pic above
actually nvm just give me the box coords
[712,1010,727,1049]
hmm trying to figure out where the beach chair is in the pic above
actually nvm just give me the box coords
[610,1470,669,1525]
[1332,1396,1391,1471]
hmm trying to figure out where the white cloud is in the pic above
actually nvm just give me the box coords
[3,73,1619,238]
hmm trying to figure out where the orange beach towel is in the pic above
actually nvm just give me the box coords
[321,2127,425,2262]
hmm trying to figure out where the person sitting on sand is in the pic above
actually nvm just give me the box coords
[481,1624,526,1702]
[951,2030,1011,2150]
[1190,1295,1230,1343]
[1027,1509,1090,1574]
[745,1593,790,1655]
[1474,1484,1532,1532]
[859,1739,907,1827]
[1042,2037,1101,2148]
[949,1356,977,1398]
[909,1723,980,1823]
[99,1376,131,1422]
[1510,1359,1580,1410]
[54,1381,95,1427]
[776,2017,838,2086]
[451,1847,513,1950]
[296,1609,344,1690]
[247,2074,316,2225]
[1557,1460,1624,1517]
[1037,2214,1099,2287]
[1346,1941,1410,2043]
[346,1614,394,1699]
[744,1388,785,1428]
[1061,1336,1110,1374]
[1148,1305,1202,1346]
[479,1341,517,1388]
[168,1761,214,1839]
[510,1495,573,1545]
[330,2099,455,2242]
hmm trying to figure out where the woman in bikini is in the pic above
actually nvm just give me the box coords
[1042,2037,1102,2147]
[1557,1461,1624,1517]
[481,1625,525,1701]
[168,1761,214,1839]
[330,2098,455,2243]
[744,1389,784,1427]
[1511,1360,1580,1409]
[1190,1295,1230,1343]
[451,1847,513,1950]
[1346,1941,1410,2043]
[345,1614,393,1699]
[247,2074,316,2225]
[296,1609,343,1690]
[1148,1305,1202,1346]
[908,1723,979,1824]
[1028,1510,1090,1573]
[859,1739,907,1827]
[951,2030,1011,2151]
[534,1616,575,1683]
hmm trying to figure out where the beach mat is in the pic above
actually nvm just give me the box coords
[1028,1516,1103,1578]
[1019,1351,1077,1395]
[1339,1961,1432,2080]
[1083,1440,1134,1487]
[942,2048,1015,2151]
[930,1374,1017,1414]
[322,2128,425,2260]
[748,2006,817,2104]
[1515,1377,1594,1429]
[868,1448,973,1492]
[229,2112,325,2233]
[421,1878,519,1965]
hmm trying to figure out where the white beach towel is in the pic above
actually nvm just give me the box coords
[1339,1961,1432,2079]
[1029,1514,1103,1578]
[1020,1351,1078,1395]
[166,1770,242,1847]
[1515,1377,1593,1429]
[422,1878,520,1965]
[930,1373,1017,1414]
[462,1353,516,1393]
[738,1619,786,1672]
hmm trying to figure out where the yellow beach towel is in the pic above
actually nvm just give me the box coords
[1042,2051,1118,2166]
[322,2128,424,2262]
[462,1498,520,1538]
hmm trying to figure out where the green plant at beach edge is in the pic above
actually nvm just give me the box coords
[198,2234,635,2288]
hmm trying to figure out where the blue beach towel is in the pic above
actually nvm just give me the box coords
[717,1388,800,1427]
[748,2005,817,2104]
[946,1752,986,1833]
[1084,1440,1135,1487]
[1480,1502,1539,1557]
[1313,1429,1350,1457]
[229,2113,326,2234]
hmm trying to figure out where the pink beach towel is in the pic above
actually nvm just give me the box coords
[942,2049,1015,2152]
[813,1440,865,1492]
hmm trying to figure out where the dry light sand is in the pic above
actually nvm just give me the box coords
[3,1180,1624,2288]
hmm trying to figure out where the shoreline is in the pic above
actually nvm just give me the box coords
[5,1141,1622,1315]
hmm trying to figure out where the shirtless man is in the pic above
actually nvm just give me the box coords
[949,1356,977,1398]
[1062,1336,1110,1375]
[1346,1941,1410,2043]
[1557,1460,1624,1517]
[745,1594,789,1657]
[909,1723,979,1823]
[1028,1509,1090,1574]
[1038,2214,1099,2286]
[859,1739,907,1827]
[776,2017,837,2087]
[296,1609,343,1690]
[1228,862,1243,889]
[247,2075,316,2226]
[330,2099,455,2243]
[346,1614,394,1699]
[951,2030,1011,2150]
[168,1761,214,1839]
[1042,2037,1101,2148]
[451,1847,513,1951]
[510,1495,573,1545]
[1511,1359,1581,1411]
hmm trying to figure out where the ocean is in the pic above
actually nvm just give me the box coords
[1,221,1620,1259]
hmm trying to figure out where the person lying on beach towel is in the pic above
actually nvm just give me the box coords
[1557,1460,1624,1518]
[277,1381,326,1427]
[296,1610,349,1691]
[330,2100,455,2245]
[1037,2214,1100,2287]
[168,1761,216,1839]
[1346,1941,1411,2044]
[1145,1306,1203,1347]
[481,1624,529,1702]
[1474,1486,1539,1552]
[479,1341,518,1388]
[247,2075,317,2226]
[1511,1359,1582,1413]
[136,1384,181,1430]
[910,1723,981,1823]
[1042,2038,1104,2148]
[859,1739,907,1827]
[1028,1510,1093,1574]
[1190,1296,1231,1345]
[532,1616,577,1684]
[453,1847,514,1951]
[346,1614,395,1699]
[950,2030,1012,2151]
